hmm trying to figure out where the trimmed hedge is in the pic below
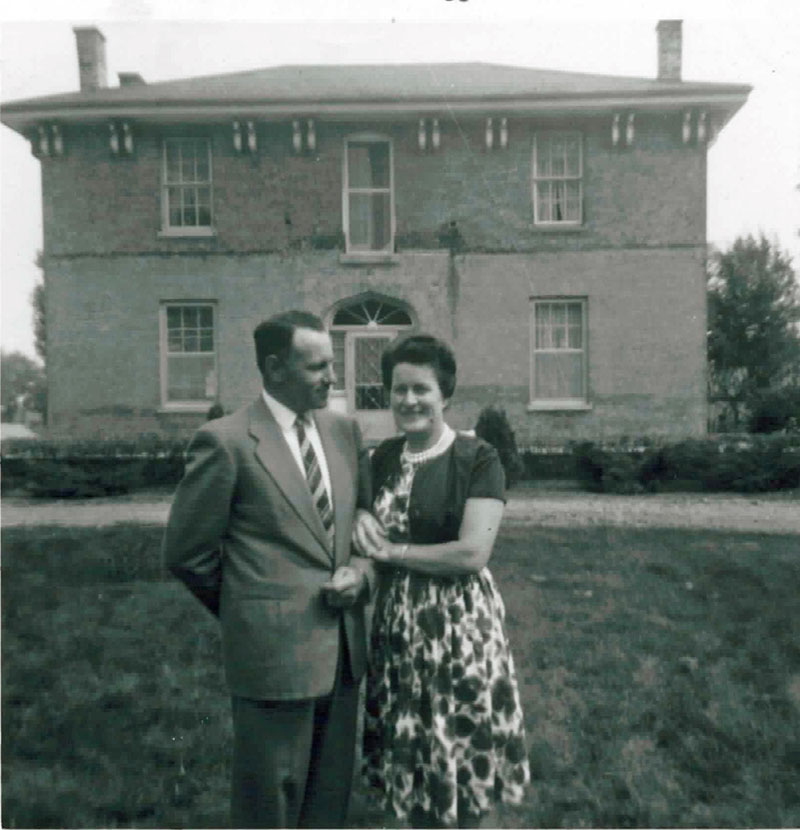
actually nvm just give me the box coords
[1,435,188,498]
[574,434,800,494]
[4,432,798,499]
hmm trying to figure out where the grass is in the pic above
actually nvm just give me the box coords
[2,522,799,828]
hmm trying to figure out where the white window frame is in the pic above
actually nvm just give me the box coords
[160,138,215,237]
[159,301,219,411]
[528,297,591,411]
[342,133,395,255]
[532,132,583,226]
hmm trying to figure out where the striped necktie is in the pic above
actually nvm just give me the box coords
[294,415,335,552]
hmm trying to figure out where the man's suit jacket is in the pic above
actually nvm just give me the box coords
[162,397,373,701]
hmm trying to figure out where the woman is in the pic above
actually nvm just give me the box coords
[353,334,529,829]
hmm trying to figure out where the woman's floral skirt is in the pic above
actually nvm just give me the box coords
[362,567,530,828]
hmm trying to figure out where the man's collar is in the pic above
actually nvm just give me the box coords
[261,388,306,431]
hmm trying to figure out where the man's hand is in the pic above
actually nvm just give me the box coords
[321,565,366,609]
[352,509,387,557]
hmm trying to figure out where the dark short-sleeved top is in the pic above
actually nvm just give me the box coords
[370,433,505,546]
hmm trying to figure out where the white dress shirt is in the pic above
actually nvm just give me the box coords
[261,389,333,502]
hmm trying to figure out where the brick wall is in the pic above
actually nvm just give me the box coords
[45,246,706,441]
[41,113,706,256]
[40,110,709,439]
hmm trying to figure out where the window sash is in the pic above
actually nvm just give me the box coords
[344,137,394,252]
[531,300,587,402]
[161,303,218,405]
[533,132,583,225]
[163,139,213,229]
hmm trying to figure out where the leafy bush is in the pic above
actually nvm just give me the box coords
[747,386,800,434]
[474,406,524,488]
[1,434,188,497]
[574,435,800,494]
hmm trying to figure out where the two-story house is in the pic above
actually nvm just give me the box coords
[0,21,750,443]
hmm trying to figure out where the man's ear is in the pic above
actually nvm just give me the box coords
[263,354,286,385]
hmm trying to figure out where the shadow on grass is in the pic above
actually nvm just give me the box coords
[2,523,800,827]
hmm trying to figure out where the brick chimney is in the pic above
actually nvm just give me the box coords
[73,26,107,91]
[656,20,682,81]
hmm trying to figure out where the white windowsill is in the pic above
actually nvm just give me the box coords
[158,404,214,414]
[531,224,584,233]
[527,400,593,412]
[158,227,217,239]
[339,251,400,266]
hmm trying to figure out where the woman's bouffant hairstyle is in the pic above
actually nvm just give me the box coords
[381,334,457,399]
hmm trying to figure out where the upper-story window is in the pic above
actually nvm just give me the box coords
[161,138,214,236]
[343,136,394,253]
[532,132,583,225]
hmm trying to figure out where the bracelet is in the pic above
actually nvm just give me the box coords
[398,543,409,562]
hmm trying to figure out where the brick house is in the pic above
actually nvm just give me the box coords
[0,21,750,443]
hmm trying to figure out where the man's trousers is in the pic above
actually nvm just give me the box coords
[230,631,360,829]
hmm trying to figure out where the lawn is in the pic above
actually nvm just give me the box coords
[2,522,799,828]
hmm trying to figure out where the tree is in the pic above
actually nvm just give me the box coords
[1,350,46,422]
[707,233,800,430]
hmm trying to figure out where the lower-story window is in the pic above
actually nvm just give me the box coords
[160,302,218,408]
[530,298,588,407]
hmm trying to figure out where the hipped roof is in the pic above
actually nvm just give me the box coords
[1,61,751,131]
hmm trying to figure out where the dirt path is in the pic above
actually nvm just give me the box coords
[3,488,799,534]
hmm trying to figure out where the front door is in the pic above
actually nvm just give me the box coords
[349,332,395,442]
[328,296,414,442]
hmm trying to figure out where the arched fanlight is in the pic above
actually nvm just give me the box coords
[332,298,413,327]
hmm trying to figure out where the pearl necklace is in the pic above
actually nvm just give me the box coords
[402,424,455,465]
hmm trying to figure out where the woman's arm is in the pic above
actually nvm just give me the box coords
[367,497,504,576]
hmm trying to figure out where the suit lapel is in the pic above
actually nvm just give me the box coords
[248,398,332,566]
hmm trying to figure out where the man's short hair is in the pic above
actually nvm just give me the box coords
[381,333,457,399]
[253,310,325,373]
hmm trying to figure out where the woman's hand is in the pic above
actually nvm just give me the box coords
[352,509,387,557]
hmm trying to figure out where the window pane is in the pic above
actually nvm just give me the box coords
[535,139,551,177]
[565,137,580,175]
[168,187,182,226]
[355,337,391,410]
[165,142,181,181]
[348,144,372,189]
[199,307,213,328]
[167,354,216,401]
[371,193,391,249]
[348,141,390,189]
[349,193,371,248]
[368,143,390,188]
[331,331,346,390]
[195,147,210,181]
[333,307,365,325]
[535,352,583,399]
[536,184,551,222]
[182,152,196,183]
[551,139,566,176]
[348,193,391,250]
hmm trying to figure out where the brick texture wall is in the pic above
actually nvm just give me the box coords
[40,111,709,440]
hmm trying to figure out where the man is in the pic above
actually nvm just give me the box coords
[163,310,381,828]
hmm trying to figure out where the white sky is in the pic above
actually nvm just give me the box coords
[1,0,798,360]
